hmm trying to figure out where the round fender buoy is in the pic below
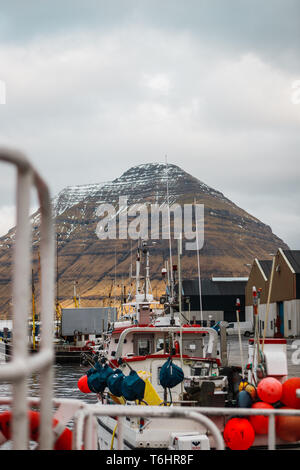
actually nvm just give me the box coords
[0,410,73,450]
[78,375,91,393]
[276,407,300,442]
[281,378,300,409]
[257,377,282,404]
[53,418,73,450]
[223,418,255,450]
[237,390,253,408]
[249,402,274,434]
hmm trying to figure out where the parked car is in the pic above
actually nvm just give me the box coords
[226,321,253,337]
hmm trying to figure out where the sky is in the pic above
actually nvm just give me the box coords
[0,1,299,247]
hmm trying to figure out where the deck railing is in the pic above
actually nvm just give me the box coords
[0,148,55,449]
[1,396,300,450]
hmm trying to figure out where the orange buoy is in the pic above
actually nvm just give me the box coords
[281,378,300,409]
[0,410,72,450]
[257,377,282,404]
[276,407,300,442]
[249,402,274,434]
[53,418,73,450]
[223,418,255,450]
[78,375,91,393]
[0,410,11,440]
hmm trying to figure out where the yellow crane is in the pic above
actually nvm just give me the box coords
[73,281,80,308]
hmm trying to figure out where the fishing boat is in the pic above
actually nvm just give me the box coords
[78,241,239,449]
[77,241,300,450]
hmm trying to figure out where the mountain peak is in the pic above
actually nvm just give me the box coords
[113,162,187,184]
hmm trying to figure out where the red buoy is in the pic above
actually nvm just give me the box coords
[53,418,73,450]
[276,407,300,442]
[77,375,91,394]
[223,418,255,450]
[249,402,274,434]
[0,410,73,449]
[281,378,300,409]
[257,377,282,404]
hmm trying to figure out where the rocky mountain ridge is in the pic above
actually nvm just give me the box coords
[0,162,289,318]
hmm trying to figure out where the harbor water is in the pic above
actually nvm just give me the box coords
[0,363,98,414]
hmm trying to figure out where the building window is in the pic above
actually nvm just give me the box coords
[288,320,292,330]
[270,321,273,330]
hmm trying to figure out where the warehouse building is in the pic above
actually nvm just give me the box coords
[178,277,248,324]
[245,249,300,338]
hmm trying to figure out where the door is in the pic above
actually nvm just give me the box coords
[278,301,284,336]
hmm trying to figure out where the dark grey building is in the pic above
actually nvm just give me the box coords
[179,277,248,323]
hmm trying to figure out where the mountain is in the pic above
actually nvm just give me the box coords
[0,162,289,318]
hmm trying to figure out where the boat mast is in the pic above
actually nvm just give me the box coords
[136,242,141,296]
[165,155,175,325]
[31,268,36,351]
[143,242,151,301]
[194,198,203,324]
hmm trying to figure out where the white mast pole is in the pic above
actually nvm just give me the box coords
[194,198,203,324]
[165,156,174,300]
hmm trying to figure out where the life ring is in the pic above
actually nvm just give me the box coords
[86,341,95,349]
[0,410,73,450]
[174,340,180,354]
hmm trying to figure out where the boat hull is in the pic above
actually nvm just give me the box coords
[97,412,226,450]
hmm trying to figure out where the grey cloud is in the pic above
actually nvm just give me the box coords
[0,1,299,71]
[0,2,299,248]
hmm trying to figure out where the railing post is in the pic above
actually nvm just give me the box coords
[39,186,55,449]
[268,414,276,450]
[117,416,124,451]
[0,148,54,450]
[12,166,33,450]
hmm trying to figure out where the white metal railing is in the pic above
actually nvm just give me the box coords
[72,403,300,451]
[1,396,300,450]
[0,148,54,449]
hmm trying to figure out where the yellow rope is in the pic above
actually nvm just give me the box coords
[110,421,118,450]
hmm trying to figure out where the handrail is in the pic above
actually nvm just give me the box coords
[0,148,54,449]
[1,396,300,451]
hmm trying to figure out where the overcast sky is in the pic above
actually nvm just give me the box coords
[0,1,299,247]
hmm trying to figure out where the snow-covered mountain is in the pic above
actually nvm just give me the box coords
[0,162,289,317]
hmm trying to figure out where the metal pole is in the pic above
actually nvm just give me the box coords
[220,324,228,367]
[236,298,244,378]
[194,199,203,325]
[38,175,55,450]
[12,167,32,449]
[262,256,276,350]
